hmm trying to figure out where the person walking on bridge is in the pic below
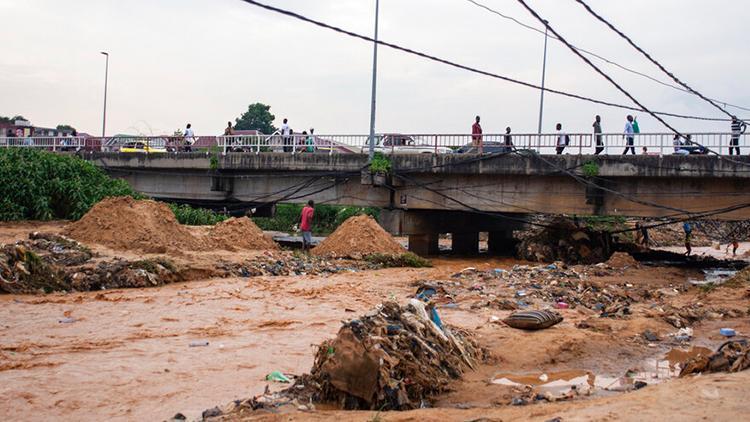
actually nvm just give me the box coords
[730,116,746,155]
[184,123,195,152]
[623,115,636,155]
[281,118,292,153]
[471,116,483,154]
[555,123,568,155]
[593,115,604,155]
[299,200,315,251]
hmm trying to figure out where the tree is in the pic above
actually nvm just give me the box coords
[56,124,76,132]
[234,103,277,134]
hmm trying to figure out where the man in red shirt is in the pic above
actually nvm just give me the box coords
[471,115,483,154]
[300,200,315,251]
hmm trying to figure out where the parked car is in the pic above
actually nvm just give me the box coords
[361,134,453,154]
[119,141,167,154]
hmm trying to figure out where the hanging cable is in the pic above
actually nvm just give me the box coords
[236,0,734,122]
[463,0,750,113]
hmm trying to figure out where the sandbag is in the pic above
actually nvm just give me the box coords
[504,310,563,330]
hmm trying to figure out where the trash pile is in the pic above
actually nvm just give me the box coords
[0,232,182,293]
[313,215,406,259]
[209,217,278,251]
[64,196,204,253]
[517,218,612,264]
[203,299,481,418]
[680,340,750,376]
[215,252,366,277]
[64,197,280,253]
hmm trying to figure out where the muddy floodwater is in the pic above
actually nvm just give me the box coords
[1,222,750,421]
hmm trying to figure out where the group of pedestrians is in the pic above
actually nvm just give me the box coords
[218,118,317,152]
[472,114,747,155]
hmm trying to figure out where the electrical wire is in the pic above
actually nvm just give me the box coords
[236,0,734,122]
[463,0,750,113]
[571,0,749,120]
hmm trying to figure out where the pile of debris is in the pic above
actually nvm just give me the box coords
[0,232,182,293]
[680,340,750,376]
[209,217,279,251]
[517,218,613,264]
[64,196,204,253]
[206,300,481,418]
[215,253,366,277]
[313,215,406,259]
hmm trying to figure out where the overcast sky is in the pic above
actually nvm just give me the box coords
[1,0,747,136]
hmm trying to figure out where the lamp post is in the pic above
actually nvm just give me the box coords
[537,20,549,135]
[100,51,109,137]
[367,0,380,160]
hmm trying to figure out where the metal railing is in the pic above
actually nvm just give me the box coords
[1,132,747,156]
[0,137,85,151]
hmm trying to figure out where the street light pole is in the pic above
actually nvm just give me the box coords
[537,20,549,135]
[367,0,380,160]
[100,51,109,137]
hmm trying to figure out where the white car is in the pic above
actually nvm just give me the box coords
[361,134,453,154]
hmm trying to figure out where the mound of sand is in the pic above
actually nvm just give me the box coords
[65,197,281,254]
[64,197,202,253]
[313,215,405,258]
[606,252,640,268]
[209,217,278,251]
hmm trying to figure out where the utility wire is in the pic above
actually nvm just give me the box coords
[572,0,748,121]
[237,0,733,122]
[464,0,750,113]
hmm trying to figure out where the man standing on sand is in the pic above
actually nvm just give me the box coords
[300,200,315,251]
[471,116,483,154]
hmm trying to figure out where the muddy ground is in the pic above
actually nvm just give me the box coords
[0,221,749,421]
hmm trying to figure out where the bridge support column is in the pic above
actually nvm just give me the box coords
[452,232,479,255]
[408,233,439,257]
[488,231,517,256]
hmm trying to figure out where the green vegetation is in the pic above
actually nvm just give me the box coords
[365,252,433,268]
[0,148,138,221]
[254,204,379,235]
[369,152,392,174]
[234,102,277,134]
[579,215,627,231]
[168,203,228,226]
[582,161,600,177]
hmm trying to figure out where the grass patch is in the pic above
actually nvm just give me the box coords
[365,252,433,268]
[169,203,228,226]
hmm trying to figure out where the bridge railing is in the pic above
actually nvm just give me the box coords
[2,132,747,155]
[596,132,748,155]
[0,136,85,151]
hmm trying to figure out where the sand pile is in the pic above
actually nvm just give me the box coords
[209,217,278,251]
[605,252,640,268]
[65,197,202,253]
[313,215,405,258]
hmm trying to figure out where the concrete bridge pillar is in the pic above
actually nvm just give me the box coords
[452,232,479,255]
[408,233,439,256]
[488,230,518,256]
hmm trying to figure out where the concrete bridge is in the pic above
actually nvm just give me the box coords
[86,152,750,255]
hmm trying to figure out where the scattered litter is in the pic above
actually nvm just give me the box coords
[503,310,563,330]
[680,340,750,376]
[720,328,737,337]
[58,317,76,324]
[189,341,210,347]
[265,371,291,383]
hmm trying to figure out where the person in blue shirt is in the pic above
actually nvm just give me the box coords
[683,222,692,256]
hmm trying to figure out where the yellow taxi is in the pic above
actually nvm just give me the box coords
[119,141,167,154]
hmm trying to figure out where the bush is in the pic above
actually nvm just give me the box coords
[168,204,228,226]
[0,148,139,221]
[369,152,392,174]
[253,204,379,235]
[365,252,433,268]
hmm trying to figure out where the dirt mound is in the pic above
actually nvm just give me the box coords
[208,217,278,251]
[313,215,405,258]
[517,218,612,264]
[606,252,640,268]
[64,197,202,253]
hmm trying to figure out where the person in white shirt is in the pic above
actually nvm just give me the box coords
[281,118,291,152]
[184,123,195,152]
[555,123,568,155]
[673,134,690,156]
[623,115,635,155]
